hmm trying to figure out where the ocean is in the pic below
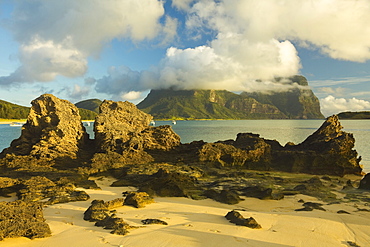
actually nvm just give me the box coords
[1,119,369,172]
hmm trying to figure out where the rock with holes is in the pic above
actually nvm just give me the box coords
[1,94,88,160]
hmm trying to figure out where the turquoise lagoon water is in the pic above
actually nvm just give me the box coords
[1,119,369,172]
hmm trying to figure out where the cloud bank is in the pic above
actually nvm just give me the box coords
[2,0,370,104]
[320,95,370,116]
[94,0,370,99]
[0,0,171,85]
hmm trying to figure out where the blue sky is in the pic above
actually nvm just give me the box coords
[1,0,370,116]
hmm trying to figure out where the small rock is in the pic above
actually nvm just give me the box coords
[225,210,261,229]
[124,192,154,208]
[204,189,243,205]
[337,210,350,214]
[142,219,168,225]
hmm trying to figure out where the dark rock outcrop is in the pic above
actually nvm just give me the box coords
[16,176,90,205]
[225,210,261,229]
[359,173,370,190]
[139,168,199,197]
[1,94,88,160]
[0,200,51,240]
[271,115,362,176]
[83,198,124,221]
[124,192,154,208]
[203,189,243,204]
[142,219,168,225]
[83,198,136,236]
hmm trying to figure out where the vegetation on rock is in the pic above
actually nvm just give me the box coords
[137,76,324,119]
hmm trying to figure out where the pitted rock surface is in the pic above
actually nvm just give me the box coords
[94,100,153,153]
[1,94,88,159]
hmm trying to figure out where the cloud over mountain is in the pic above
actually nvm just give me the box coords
[2,0,370,104]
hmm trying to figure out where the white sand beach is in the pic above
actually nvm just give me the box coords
[0,177,369,247]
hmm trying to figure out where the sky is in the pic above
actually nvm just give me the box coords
[1,0,370,117]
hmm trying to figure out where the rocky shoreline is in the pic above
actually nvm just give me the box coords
[0,94,369,242]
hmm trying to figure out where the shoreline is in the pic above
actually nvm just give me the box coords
[0,176,369,247]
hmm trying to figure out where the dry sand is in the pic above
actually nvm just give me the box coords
[0,177,369,247]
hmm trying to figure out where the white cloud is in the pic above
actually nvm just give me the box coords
[69,84,91,100]
[94,35,302,96]
[186,0,370,62]
[0,0,169,85]
[120,91,142,101]
[172,0,195,11]
[320,95,370,116]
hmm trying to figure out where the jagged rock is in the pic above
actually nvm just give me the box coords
[0,177,18,188]
[94,215,136,236]
[142,219,168,225]
[273,115,362,176]
[1,94,88,160]
[204,189,243,205]
[124,192,154,208]
[198,143,248,167]
[46,190,90,205]
[130,125,181,151]
[15,176,90,205]
[233,133,274,166]
[0,200,51,240]
[83,198,125,221]
[240,186,273,200]
[292,115,361,175]
[94,100,153,153]
[225,210,261,229]
[139,168,199,197]
[359,173,370,190]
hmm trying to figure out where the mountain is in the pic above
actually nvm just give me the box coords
[338,111,370,119]
[138,89,286,119]
[0,100,30,119]
[137,76,324,120]
[0,99,98,120]
[75,99,102,113]
[243,76,324,119]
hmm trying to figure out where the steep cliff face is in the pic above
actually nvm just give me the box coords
[243,76,324,119]
[137,89,287,119]
[137,76,324,119]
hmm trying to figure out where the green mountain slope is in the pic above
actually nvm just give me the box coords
[137,76,324,120]
[137,89,287,119]
[242,76,324,119]
[0,99,98,120]
[338,111,370,119]
[0,100,30,119]
[75,99,102,113]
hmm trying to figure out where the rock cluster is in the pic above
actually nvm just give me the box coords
[0,200,51,240]
[0,94,362,178]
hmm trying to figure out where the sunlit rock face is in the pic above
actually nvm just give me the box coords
[94,100,153,153]
[1,94,88,159]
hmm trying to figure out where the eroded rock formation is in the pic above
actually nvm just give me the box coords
[1,94,88,160]
[0,201,51,240]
